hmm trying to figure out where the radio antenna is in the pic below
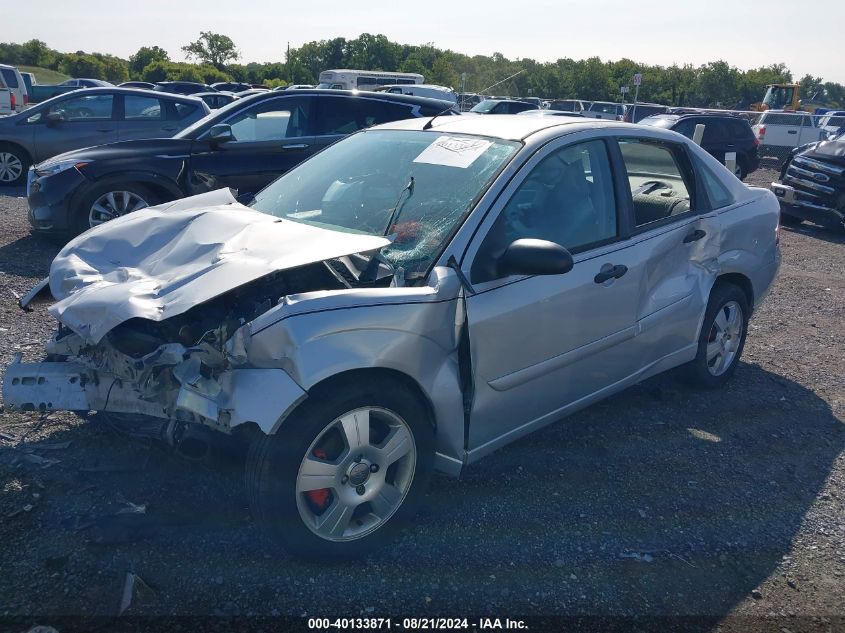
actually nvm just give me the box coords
[424,68,527,131]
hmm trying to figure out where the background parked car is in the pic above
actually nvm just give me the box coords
[470,99,539,114]
[623,102,668,123]
[751,110,824,159]
[280,84,316,90]
[375,84,457,104]
[457,93,483,111]
[26,90,458,235]
[195,92,239,109]
[582,101,626,120]
[0,88,210,185]
[236,88,271,98]
[211,81,252,93]
[639,113,760,179]
[547,99,588,113]
[0,64,28,112]
[817,111,845,139]
[154,81,215,95]
[772,134,845,230]
[119,81,156,90]
[518,110,584,118]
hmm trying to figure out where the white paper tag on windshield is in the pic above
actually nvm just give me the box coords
[413,136,492,168]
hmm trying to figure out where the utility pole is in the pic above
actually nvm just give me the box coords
[287,42,291,83]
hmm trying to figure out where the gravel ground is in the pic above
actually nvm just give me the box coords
[1,169,844,630]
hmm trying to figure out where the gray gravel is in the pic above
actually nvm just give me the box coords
[0,170,844,624]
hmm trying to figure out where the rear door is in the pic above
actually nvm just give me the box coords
[32,92,119,162]
[614,136,718,369]
[798,113,822,145]
[117,94,181,141]
[187,95,315,197]
[700,118,731,164]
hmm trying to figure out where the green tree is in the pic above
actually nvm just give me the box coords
[59,54,106,79]
[101,56,129,83]
[429,56,459,88]
[20,39,53,67]
[182,32,239,69]
[129,46,169,77]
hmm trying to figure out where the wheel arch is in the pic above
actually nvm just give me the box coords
[713,272,754,313]
[301,368,438,433]
[68,172,184,227]
[0,140,33,163]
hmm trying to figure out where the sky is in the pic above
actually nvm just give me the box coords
[7,0,845,85]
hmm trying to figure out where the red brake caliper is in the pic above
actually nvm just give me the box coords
[306,448,332,510]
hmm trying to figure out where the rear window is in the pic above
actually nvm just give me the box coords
[172,102,198,120]
[727,119,753,138]
[762,113,803,126]
[1,69,19,88]
[640,116,677,129]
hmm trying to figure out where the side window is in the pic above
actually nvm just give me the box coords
[170,102,198,120]
[124,95,163,121]
[801,115,815,128]
[618,138,694,228]
[1,69,19,88]
[314,98,415,136]
[673,119,696,139]
[49,94,114,121]
[695,156,735,209]
[473,140,617,283]
[224,98,310,142]
[701,120,727,143]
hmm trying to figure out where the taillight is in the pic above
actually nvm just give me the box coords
[10,93,15,110]
[753,137,760,146]
[757,125,766,140]
[23,93,28,106]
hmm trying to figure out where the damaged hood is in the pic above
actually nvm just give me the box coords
[48,189,391,343]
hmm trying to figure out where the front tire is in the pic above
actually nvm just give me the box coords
[74,182,158,235]
[681,283,749,388]
[0,143,31,186]
[245,378,434,560]
[780,212,803,227]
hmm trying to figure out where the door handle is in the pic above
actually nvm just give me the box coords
[683,229,706,243]
[787,130,798,134]
[162,126,177,132]
[96,128,112,133]
[594,264,628,284]
[282,143,309,150]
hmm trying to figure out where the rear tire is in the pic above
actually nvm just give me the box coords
[245,377,435,560]
[0,143,31,186]
[681,283,749,389]
[74,182,158,235]
[780,213,803,227]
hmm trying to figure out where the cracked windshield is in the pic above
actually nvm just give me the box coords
[250,130,519,277]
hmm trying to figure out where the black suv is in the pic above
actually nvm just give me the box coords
[27,90,458,236]
[640,113,760,179]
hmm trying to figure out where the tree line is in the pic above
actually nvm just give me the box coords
[2,33,844,109]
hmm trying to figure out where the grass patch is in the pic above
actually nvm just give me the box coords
[17,66,70,85]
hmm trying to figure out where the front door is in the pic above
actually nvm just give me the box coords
[187,95,315,197]
[463,136,646,455]
[32,92,119,162]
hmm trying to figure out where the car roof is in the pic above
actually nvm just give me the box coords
[235,88,457,110]
[375,113,627,141]
[39,86,206,103]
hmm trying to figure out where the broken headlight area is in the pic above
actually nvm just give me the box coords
[10,260,353,432]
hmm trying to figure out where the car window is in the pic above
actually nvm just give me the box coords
[1,69,19,88]
[695,156,735,209]
[801,115,815,128]
[618,138,694,227]
[728,119,752,138]
[763,113,801,126]
[171,102,198,120]
[673,119,696,139]
[474,140,618,283]
[224,97,310,142]
[313,97,415,136]
[49,94,114,121]
[701,120,727,143]
[124,95,163,121]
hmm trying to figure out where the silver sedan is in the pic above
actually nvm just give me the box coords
[3,115,781,559]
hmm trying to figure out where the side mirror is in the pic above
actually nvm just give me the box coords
[497,238,574,278]
[45,111,64,126]
[208,124,234,146]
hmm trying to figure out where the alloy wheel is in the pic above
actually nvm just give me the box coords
[295,407,417,542]
[0,152,22,183]
[88,191,149,227]
[706,300,744,376]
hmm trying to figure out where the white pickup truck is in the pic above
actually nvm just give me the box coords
[0,86,12,116]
